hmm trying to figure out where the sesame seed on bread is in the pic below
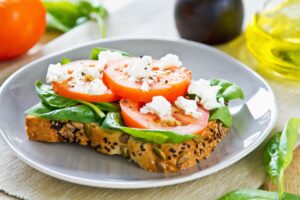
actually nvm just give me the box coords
[25,115,228,173]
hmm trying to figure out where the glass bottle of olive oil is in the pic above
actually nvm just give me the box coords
[245,0,300,80]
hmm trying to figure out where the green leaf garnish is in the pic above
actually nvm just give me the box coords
[209,107,232,127]
[43,0,108,37]
[210,79,244,101]
[34,81,122,119]
[26,103,100,123]
[35,80,78,108]
[218,189,300,200]
[264,118,300,199]
[60,57,71,65]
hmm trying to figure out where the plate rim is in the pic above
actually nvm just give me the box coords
[0,37,278,188]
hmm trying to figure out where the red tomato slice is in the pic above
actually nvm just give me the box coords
[119,99,209,135]
[52,81,120,103]
[103,58,192,102]
[51,60,120,103]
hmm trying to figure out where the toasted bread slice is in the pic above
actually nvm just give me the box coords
[25,115,228,172]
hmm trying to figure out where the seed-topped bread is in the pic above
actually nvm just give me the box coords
[26,115,228,173]
[127,121,228,172]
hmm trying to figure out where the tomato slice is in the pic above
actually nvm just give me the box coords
[49,60,120,103]
[52,81,120,102]
[119,99,209,135]
[103,58,192,102]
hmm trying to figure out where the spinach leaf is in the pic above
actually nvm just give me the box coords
[210,79,244,101]
[101,112,197,144]
[90,47,132,60]
[264,131,281,183]
[26,103,100,123]
[35,81,106,118]
[209,107,232,127]
[35,81,78,108]
[218,189,300,200]
[76,100,105,118]
[60,57,71,65]
[94,102,120,112]
[43,0,108,37]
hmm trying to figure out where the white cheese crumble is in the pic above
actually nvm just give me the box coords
[174,96,202,118]
[46,63,68,83]
[155,54,182,68]
[188,79,222,110]
[46,61,108,95]
[140,96,172,119]
[68,79,107,95]
[98,50,125,66]
[140,80,149,92]
[125,56,153,81]
[122,54,182,91]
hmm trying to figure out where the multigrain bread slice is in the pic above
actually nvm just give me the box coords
[26,115,229,172]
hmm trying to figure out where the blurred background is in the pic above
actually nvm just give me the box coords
[1,0,300,199]
[2,0,300,81]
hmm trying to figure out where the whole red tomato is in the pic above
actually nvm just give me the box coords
[0,0,46,61]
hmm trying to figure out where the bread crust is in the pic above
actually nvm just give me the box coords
[26,115,228,173]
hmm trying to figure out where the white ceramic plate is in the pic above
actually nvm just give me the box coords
[0,38,277,188]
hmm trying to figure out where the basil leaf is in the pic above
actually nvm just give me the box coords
[279,118,300,172]
[101,112,197,144]
[35,81,78,108]
[278,118,300,197]
[264,118,300,198]
[264,131,281,183]
[209,107,232,127]
[218,189,300,200]
[26,103,100,123]
[210,79,244,101]
[60,57,71,65]
[90,47,132,60]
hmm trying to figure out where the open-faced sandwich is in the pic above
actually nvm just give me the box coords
[25,48,244,173]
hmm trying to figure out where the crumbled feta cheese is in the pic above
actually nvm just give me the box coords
[98,50,125,65]
[72,65,102,81]
[188,79,222,110]
[140,80,149,91]
[46,63,69,83]
[175,96,202,118]
[46,61,108,95]
[155,54,182,68]
[125,56,153,80]
[140,96,172,119]
[69,79,107,95]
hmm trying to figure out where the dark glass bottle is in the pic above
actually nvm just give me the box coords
[175,0,244,45]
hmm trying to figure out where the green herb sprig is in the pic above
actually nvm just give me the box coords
[43,0,108,37]
[189,79,244,127]
[219,118,300,200]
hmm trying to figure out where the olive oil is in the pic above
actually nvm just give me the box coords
[245,0,300,80]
